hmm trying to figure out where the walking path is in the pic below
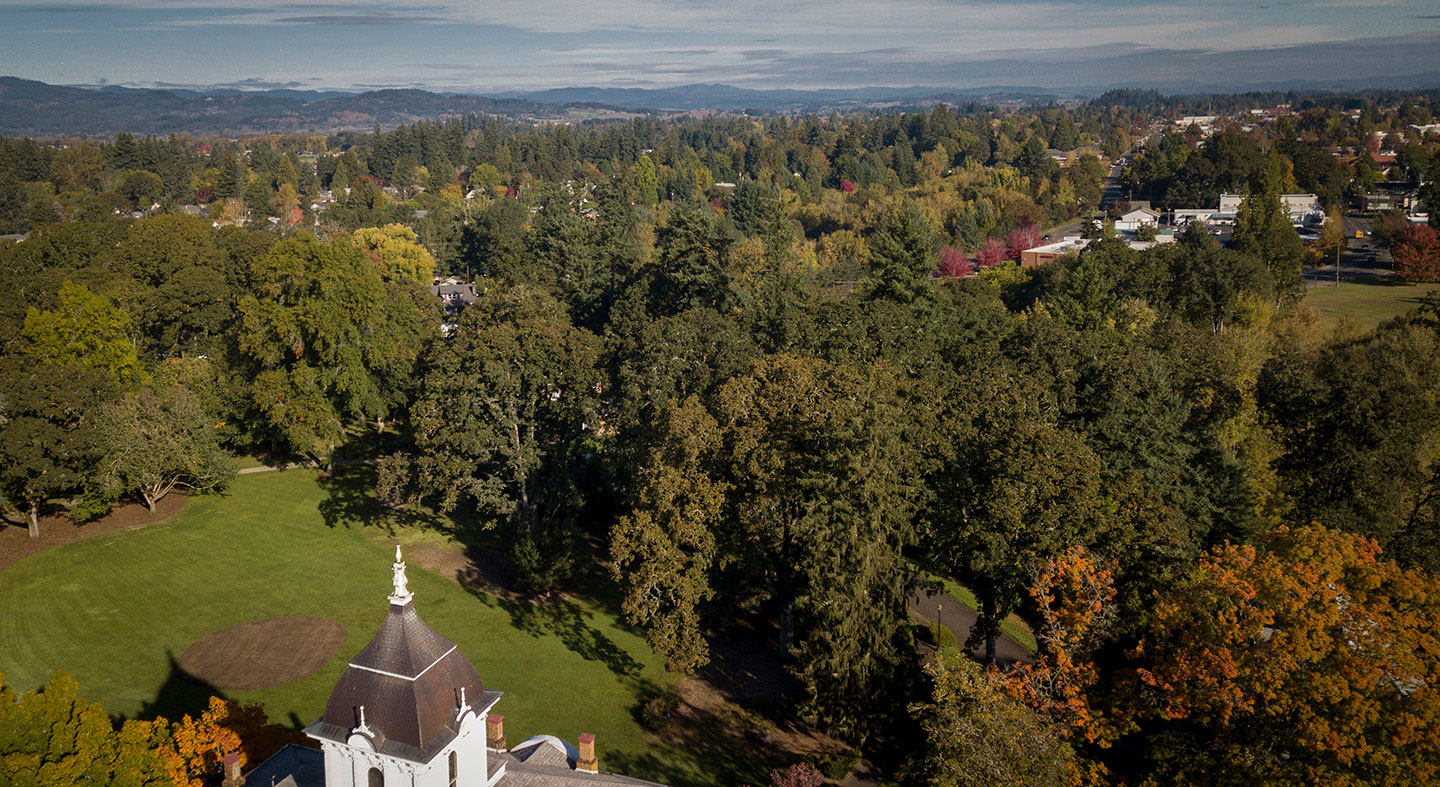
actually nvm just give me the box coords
[909,588,1034,666]
[237,458,375,474]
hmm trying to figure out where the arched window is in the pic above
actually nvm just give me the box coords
[449,751,459,787]
[368,766,384,787]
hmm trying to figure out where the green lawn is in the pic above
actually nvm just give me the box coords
[0,471,727,786]
[1302,279,1440,333]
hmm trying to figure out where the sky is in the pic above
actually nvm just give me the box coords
[2,0,1440,94]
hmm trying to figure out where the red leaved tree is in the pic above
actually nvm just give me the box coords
[1006,224,1043,261]
[839,179,857,193]
[1392,224,1440,283]
[976,237,1007,267]
[937,246,974,278]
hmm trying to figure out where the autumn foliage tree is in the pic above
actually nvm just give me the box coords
[998,546,1116,748]
[1392,224,1440,283]
[975,238,1007,268]
[1125,525,1440,785]
[1005,225,1043,262]
[0,673,298,787]
[164,697,244,787]
[911,653,1077,787]
[351,223,437,285]
[937,246,973,278]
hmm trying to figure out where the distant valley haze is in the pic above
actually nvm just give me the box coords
[3,0,1440,96]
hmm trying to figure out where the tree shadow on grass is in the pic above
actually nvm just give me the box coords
[605,676,781,787]
[315,466,451,534]
[466,584,643,679]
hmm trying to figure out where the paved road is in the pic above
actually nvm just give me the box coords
[1305,214,1395,288]
[910,588,1034,666]
[1041,152,1129,240]
[1099,154,1128,210]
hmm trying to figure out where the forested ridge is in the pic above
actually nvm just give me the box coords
[2,95,1440,785]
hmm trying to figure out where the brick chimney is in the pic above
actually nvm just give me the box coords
[220,751,243,787]
[486,714,507,751]
[577,733,598,774]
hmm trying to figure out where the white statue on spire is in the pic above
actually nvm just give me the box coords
[389,545,413,604]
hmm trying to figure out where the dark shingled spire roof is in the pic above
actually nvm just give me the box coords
[348,602,458,678]
[307,551,495,763]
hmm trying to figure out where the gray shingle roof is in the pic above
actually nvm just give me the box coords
[244,744,324,787]
[311,599,494,761]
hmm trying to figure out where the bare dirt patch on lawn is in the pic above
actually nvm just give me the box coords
[177,616,345,691]
[0,494,190,572]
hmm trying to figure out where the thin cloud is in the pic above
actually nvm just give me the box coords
[272,13,445,24]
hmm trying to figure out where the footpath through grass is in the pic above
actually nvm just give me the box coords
[1302,279,1440,333]
[0,471,722,785]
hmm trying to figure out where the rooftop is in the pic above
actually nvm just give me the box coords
[306,548,495,762]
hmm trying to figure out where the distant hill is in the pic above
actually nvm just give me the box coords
[499,83,1062,112]
[0,76,1073,137]
[0,77,556,137]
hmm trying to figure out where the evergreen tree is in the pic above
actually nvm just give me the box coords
[864,199,939,303]
[653,201,733,315]
[377,286,600,590]
[717,355,921,736]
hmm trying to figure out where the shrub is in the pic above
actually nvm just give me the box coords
[809,747,863,781]
[640,691,681,732]
[771,763,825,787]
[510,526,581,595]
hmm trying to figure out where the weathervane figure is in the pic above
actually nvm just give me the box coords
[389,545,412,604]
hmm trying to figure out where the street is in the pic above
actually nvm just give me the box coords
[1305,214,1395,288]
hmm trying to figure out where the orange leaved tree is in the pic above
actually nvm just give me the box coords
[998,545,1117,749]
[1127,525,1440,785]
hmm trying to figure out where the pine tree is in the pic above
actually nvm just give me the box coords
[864,199,938,303]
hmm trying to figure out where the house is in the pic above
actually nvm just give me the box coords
[1114,204,1160,232]
[1021,237,1089,267]
[432,277,477,316]
[244,549,665,787]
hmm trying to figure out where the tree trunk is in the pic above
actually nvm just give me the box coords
[27,501,39,539]
[779,601,794,656]
[143,491,157,511]
[982,595,997,665]
[375,416,385,435]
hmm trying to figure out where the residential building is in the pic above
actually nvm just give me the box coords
[432,276,477,316]
[1114,205,1160,232]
